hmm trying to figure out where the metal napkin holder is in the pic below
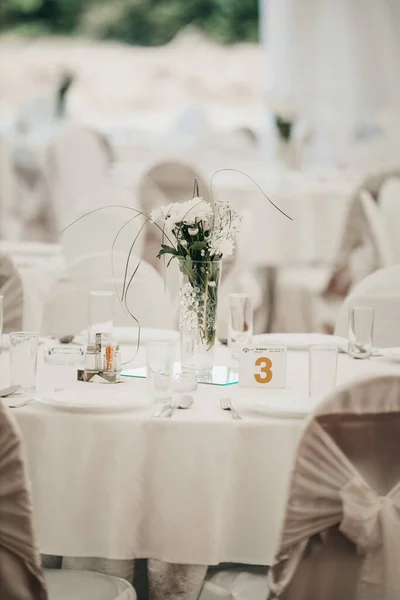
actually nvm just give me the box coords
[77,333,120,384]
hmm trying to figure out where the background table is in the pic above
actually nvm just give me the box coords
[3,343,400,569]
[111,160,359,267]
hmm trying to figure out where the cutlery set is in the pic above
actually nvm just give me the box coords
[0,386,64,409]
[0,385,242,419]
[220,397,242,420]
[151,394,242,419]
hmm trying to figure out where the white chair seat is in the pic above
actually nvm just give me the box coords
[44,569,136,600]
[200,566,269,600]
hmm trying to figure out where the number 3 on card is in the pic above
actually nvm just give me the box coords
[239,345,286,389]
[254,357,273,384]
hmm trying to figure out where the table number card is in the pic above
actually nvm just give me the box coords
[239,344,287,388]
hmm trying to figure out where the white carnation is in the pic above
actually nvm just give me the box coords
[150,197,212,229]
[209,238,234,257]
[178,197,212,225]
[150,202,176,224]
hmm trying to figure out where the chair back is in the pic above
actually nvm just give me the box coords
[0,252,23,332]
[11,143,57,242]
[60,205,145,266]
[51,124,112,227]
[64,251,130,281]
[358,189,393,267]
[379,177,400,263]
[16,95,57,131]
[334,265,400,347]
[269,375,400,600]
[41,256,175,336]
[325,178,395,298]
[0,401,47,599]
[138,160,209,275]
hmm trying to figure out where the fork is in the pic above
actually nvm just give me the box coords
[152,403,174,418]
[220,397,242,420]
[8,396,38,409]
[9,387,65,409]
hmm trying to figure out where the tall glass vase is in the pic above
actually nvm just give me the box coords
[178,259,222,377]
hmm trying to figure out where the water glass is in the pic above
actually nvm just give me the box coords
[309,344,338,398]
[228,293,253,356]
[88,290,114,342]
[10,332,39,392]
[348,306,374,359]
[146,341,175,402]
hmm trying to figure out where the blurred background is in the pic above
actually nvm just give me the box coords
[0,0,261,130]
[1,0,400,336]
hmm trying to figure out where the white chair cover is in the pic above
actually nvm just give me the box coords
[12,144,57,242]
[273,266,331,334]
[268,374,400,600]
[0,400,47,600]
[300,176,400,333]
[276,178,396,335]
[0,251,23,332]
[325,170,400,298]
[41,255,175,336]
[60,207,145,267]
[44,569,135,600]
[138,160,209,274]
[334,265,400,347]
[379,177,400,263]
[50,124,115,228]
[355,189,394,272]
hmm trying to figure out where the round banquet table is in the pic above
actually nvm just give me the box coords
[2,341,400,568]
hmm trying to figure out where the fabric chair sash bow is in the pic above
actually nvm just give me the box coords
[340,478,397,555]
[269,393,400,600]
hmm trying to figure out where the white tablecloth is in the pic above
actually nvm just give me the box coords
[3,344,400,567]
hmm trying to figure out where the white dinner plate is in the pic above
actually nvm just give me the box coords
[76,327,179,346]
[252,333,347,351]
[37,388,144,413]
[380,348,400,362]
[252,391,316,419]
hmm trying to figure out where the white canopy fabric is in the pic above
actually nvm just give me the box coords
[265,0,400,126]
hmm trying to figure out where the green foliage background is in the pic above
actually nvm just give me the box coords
[0,0,259,45]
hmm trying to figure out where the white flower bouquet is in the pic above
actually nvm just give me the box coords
[150,192,241,264]
[150,182,242,372]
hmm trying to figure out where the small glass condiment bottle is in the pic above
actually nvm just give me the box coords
[114,345,121,374]
[85,345,101,371]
